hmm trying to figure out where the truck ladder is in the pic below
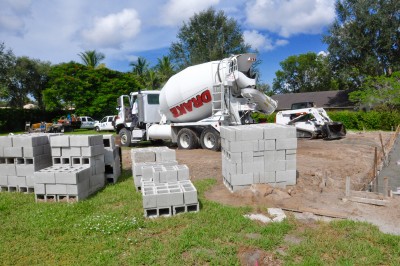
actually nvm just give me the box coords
[212,83,226,116]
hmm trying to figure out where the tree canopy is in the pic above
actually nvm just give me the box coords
[169,7,250,70]
[323,0,400,88]
[272,52,338,94]
[78,50,105,69]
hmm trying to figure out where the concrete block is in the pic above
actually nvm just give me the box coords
[168,187,184,206]
[142,165,155,180]
[286,154,296,160]
[286,160,296,171]
[12,135,47,147]
[180,183,198,204]
[0,164,16,176]
[228,141,254,152]
[102,134,116,149]
[235,125,264,141]
[55,166,91,184]
[66,178,90,195]
[156,188,171,207]
[260,171,276,184]
[162,166,178,183]
[51,147,61,157]
[276,170,297,185]
[4,147,23,157]
[34,168,56,184]
[23,145,45,157]
[264,140,276,150]
[50,135,70,147]
[242,162,254,174]
[142,187,157,208]
[253,156,264,173]
[186,203,200,213]
[62,147,81,157]
[151,166,164,183]
[7,176,26,187]
[265,159,285,172]
[131,149,155,163]
[276,138,297,150]
[34,183,46,194]
[104,148,118,164]
[230,173,253,186]
[253,173,260,184]
[69,135,102,147]
[0,136,12,147]
[0,175,8,186]
[220,126,237,141]
[46,184,67,194]
[176,165,189,181]
[241,151,253,163]
[26,175,35,187]
[81,145,104,157]
[155,147,176,162]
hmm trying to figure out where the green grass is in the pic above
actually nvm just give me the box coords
[1,171,399,265]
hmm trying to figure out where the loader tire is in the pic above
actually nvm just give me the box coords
[119,128,131,147]
[177,128,199,150]
[200,128,221,151]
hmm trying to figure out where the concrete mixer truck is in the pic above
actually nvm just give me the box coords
[114,53,278,150]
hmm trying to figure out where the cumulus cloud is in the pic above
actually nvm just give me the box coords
[0,0,31,35]
[162,0,220,26]
[80,9,141,49]
[246,0,335,37]
[244,30,288,51]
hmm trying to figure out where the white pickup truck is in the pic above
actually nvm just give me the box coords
[94,116,115,132]
[80,116,97,129]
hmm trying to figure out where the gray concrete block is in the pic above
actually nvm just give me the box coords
[0,175,8,186]
[235,125,264,141]
[66,178,90,195]
[26,175,35,187]
[51,147,61,157]
[253,156,264,173]
[142,187,157,208]
[89,173,105,192]
[0,164,16,176]
[241,151,253,163]
[162,166,178,183]
[12,135,47,147]
[46,184,68,194]
[50,135,70,147]
[265,159,285,172]
[242,162,253,174]
[286,154,296,160]
[176,165,189,181]
[0,136,12,147]
[220,126,237,141]
[104,148,118,164]
[168,187,184,206]
[156,188,171,207]
[276,138,297,150]
[264,140,276,150]
[131,148,156,163]
[228,141,254,152]
[180,182,198,204]
[23,145,45,157]
[230,173,253,186]
[34,168,56,184]
[55,166,91,184]
[4,147,23,157]
[102,134,116,149]
[7,176,26,187]
[260,171,276,183]
[286,160,296,171]
[155,148,176,162]
[253,172,260,184]
[62,147,81,157]
[34,183,46,194]
[81,145,104,157]
[276,170,296,185]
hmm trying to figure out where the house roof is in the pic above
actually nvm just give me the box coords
[271,90,354,110]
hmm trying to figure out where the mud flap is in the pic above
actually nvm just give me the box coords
[322,122,346,140]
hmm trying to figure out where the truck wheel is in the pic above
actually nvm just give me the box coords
[119,128,131,147]
[200,128,221,151]
[95,126,100,132]
[177,128,199,149]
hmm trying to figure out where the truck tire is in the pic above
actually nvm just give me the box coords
[95,126,100,132]
[200,128,221,151]
[177,128,199,149]
[119,128,132,147]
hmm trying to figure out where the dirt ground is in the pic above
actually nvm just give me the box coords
[122,131,400,235]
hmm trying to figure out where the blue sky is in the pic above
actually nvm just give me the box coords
[0,0,336,85]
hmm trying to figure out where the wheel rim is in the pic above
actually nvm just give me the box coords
[203,132,216,149]
[179,133,190,148]
[120,134,128,145]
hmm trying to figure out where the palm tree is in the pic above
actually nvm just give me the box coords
[130,57,149,76]
[155,56,175,84]
[145,70,160,90]
[78,50,105,68]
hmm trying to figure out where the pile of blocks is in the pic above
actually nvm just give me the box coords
[103,135,121,184]
[0,134,53,192]
[131,147,199,218]
[34,135,106,202]
[221,124,297,192]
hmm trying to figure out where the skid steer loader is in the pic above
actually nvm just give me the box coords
[275,106,346,140]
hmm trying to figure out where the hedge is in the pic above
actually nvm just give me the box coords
[0,109,65,133]
[252,110,400,131]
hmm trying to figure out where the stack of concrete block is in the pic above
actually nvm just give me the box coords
[131,147,178,190]
[0,134,52,193]
[221,124,297,191]
[131,147,199,218]
[34,135,105,202]
[102,135,121,184]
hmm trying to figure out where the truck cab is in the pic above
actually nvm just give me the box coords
[115,91,162,145]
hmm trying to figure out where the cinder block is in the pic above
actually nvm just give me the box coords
[50,135,70,147]
[0,164,16,176]
[102,134,116,149]
[276,170,297,185]
[81,145,104,157]
[235,126,264,141]
[276,138,297,150]
[0,136,12,147]
[241,151,253,163]
[23,145,45,157]
[260,171,276,183]
[0,175,8,186]
[26,175,35,187]
[286,160,296,171]
[66,178,90,195]
[62,147,81,157]
[89,173,105,192]
[4,147,23,157]
[104,148,118,164]
[228,141,254,152]
[156,188,171,207]
[46,184,67,194]
[176,165,189,181]
[34,183,46,194]
[155,147,176,162]
[242,162,253,174]
[142,187,157,208]
[168,187,184,206]
[162,166,178,183]
[55,166,91,184]
[7,176,26,187]
[51,147,61,157]
[265,159,285,172]
[131,148,156,163]
[230,173,253,186]
[12,135,47,147]
[286,153,296,160]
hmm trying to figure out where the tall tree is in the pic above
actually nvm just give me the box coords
[169,7,250,70]
[155,56,175,85]
[78,50,105,68]
[130,57,149,76]
[323,0,400,88]
[0,43,16,101]
[272,52,338,94]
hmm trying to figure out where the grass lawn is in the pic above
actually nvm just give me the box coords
[1,166,399,265]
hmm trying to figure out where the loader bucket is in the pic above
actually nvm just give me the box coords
[321,122,346,140]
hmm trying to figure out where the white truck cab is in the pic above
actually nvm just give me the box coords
[80,116,97,129]
[95,116,116,132]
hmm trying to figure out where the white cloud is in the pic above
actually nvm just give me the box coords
[246,0,335,37]
[0,0,32,35]
[243,30,288,51]
[80,9,141,49]
[162,0,220,26]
